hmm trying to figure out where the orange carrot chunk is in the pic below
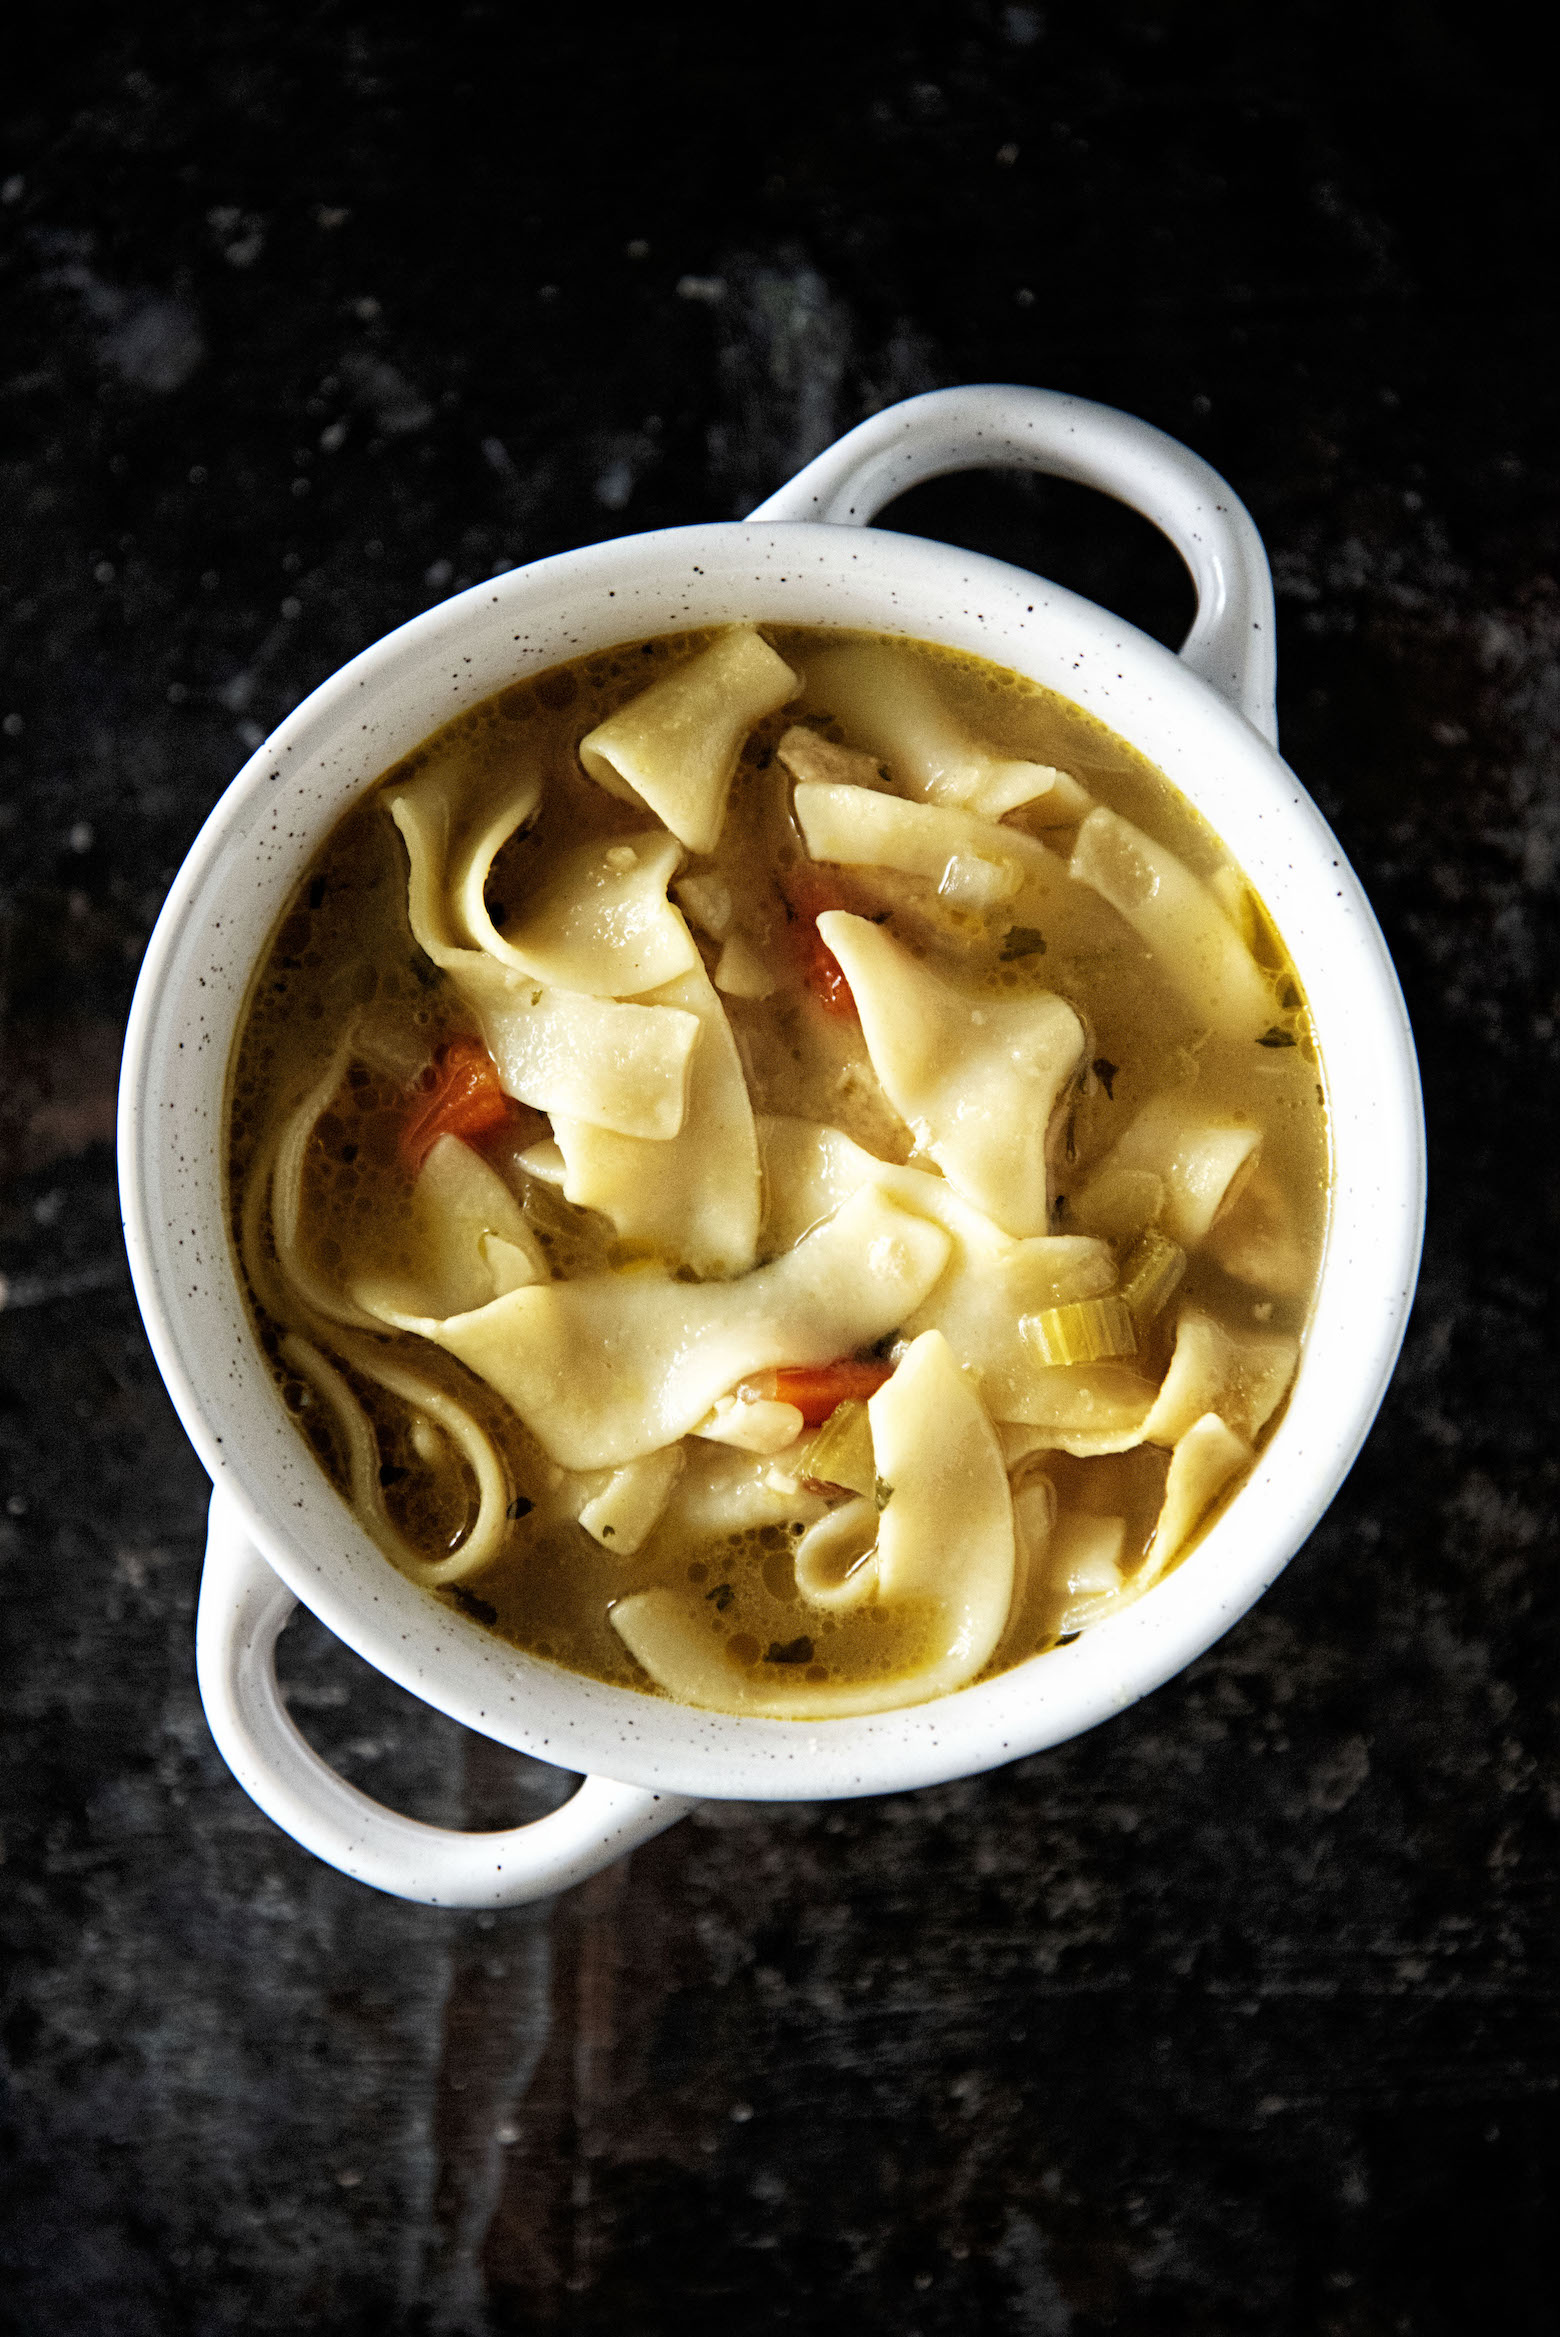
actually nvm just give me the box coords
[763,1357,893,1425]
[781,866,860,1022]
[400,1035,516,1176]
[800,928,857,1019]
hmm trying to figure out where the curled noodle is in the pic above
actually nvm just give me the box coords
[239,1027,512,1591]
[281,1331,511,1589]
[268,1030,383,1334]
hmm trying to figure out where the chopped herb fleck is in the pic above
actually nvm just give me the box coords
[764,1636,814,1665]
[446,1584,498,1626]
[873,1476,894,1512]
[600,1524,615,1537]
[1257,1026,1297,1049]
[378,1462,409,1488]
[705,1582,734,1612]
[1000,925,1047,960]
[506,1495,534,1521]
[1092,1057,1118,1099]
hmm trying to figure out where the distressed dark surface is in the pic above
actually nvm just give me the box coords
[2,5,1557,2331]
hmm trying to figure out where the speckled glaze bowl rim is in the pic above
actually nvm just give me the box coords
[119,519,1424,1803]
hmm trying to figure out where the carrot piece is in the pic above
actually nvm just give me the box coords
[763,1357,893,1426]
[800,930,857,1019]
[781,865,860,1021]
[400,1036,516,1175]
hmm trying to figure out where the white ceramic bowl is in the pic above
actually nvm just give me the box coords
[118,387,1425,1905]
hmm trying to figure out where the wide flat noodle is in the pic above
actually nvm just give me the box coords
[757,1117,1114,1418]
[515,1138,566,1185]
[612,1330,1015,1717]
[447,781,542,956]
[366,1184,951,1470]
[578,626,799,853]
[657,1446,831,1541]
[995,1361,1160,1454]
[1040,1511,1129,1638]
[478,979,698,1139]
[1138,1305,1298,1448]
[1070,806,1276,1041]
[389,757,540,964]
[793,777,1082,939]
[1139,1412,1252,1586]
[425,745,694,994]
[389,782,699,1138]
[859,1328,1017,1639]
[1073,1093,1261,1249]
[994,1295,1297,1463]
[914,1242,1121,1422]
[486,831,698,996]
[794,781,1032,904]
[550,956,762,1276]
[576,1446,685,1556]
[817,912,1084,1237]
[801,642,1070,818]
[355,1134,546,1324]
[694,1395,805,1453]
[792,1497,879,1607]
[760,1112,1006,1255]
[713,934,774,997]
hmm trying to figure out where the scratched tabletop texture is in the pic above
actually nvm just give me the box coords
[1,6,1556,2333]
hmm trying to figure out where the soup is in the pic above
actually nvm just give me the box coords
[226,625,1329,1719]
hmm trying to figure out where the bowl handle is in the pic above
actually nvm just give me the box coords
[196,1489,696,1907]
[750,384,1279,747]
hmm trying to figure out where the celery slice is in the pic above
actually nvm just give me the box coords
[802,1398,876,1497]
[1117,1227,1187,1334]
[1022,1295,1137,1368]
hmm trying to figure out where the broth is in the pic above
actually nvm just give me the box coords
[227,626,1329,1718]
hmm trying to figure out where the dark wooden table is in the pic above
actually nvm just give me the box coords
[2,7,1555,2331]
